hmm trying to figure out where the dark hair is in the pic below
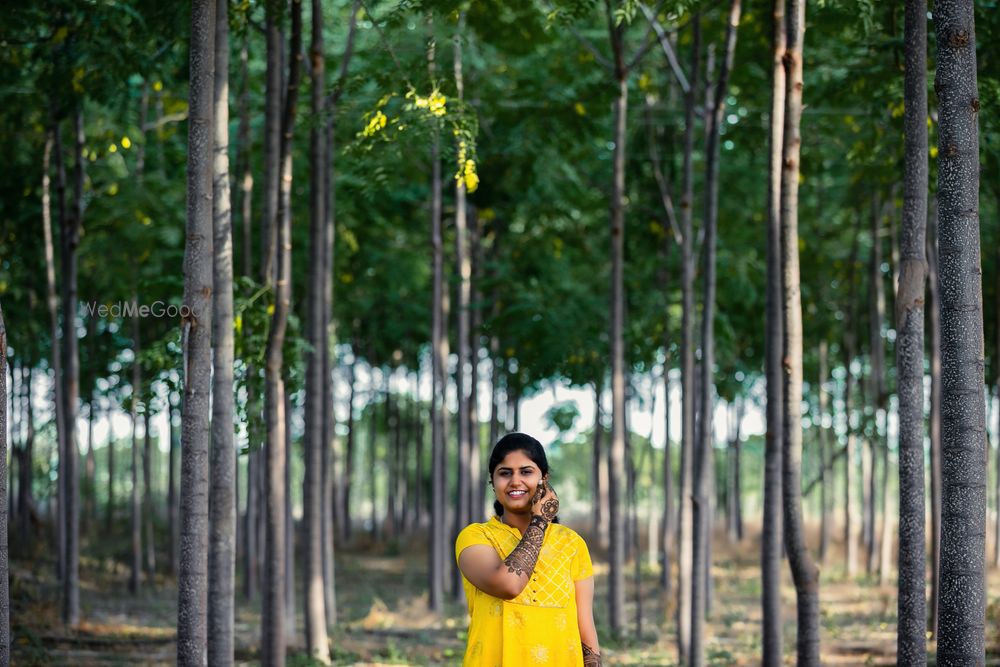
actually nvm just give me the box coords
[488,432,555,521]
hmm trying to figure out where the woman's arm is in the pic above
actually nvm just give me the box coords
[457,484,560,600]
[575,576,601,667]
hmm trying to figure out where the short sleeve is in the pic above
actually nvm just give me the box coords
[455,523,491,566]
[571,533,594,581]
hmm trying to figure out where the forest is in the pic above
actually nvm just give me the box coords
[1,0,999,664]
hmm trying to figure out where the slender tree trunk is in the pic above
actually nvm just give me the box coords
[677,17,701,660]
[143,411,156,584]
[469,210,482,522]
[428,29,449,612]
[130,321,143,596]
[761,0,785,661]
[341,361,356,543]
[895,1,928,658]
[303,0,330,657]
[42,126,67,555]
[863,432,875,575]
[52,119,69,581]
[60,105,85,626]
[661,369,673,590]
[169,395,179,577]
[995,235,1000,572]
[0,303,9,665]
[592,383,606,548]
[934,1,986,661]
[236,36,253,281]
[691,7,740,662]
[607,18,628,633]
[818,341,829,563]
[18,365,35,549]
[927,197,942,637]
[283,388,295,644]
[453,13,472,552]
[208,0,236,659]
[177,0,215,661]
[780,0,819,662]
[369,376,380,541]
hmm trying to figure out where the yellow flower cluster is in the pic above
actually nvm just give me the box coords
[413,90,447,117]
[363,110,387,137]
[461,159,479,193]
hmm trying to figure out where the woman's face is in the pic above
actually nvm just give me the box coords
[491,449,546,514]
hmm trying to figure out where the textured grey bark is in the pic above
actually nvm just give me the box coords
[817,341,829,563]
[780,0,819,662]
[761,0,785,661]
[428,28,449,610]
[933,0,986,662]
[236,38,253,280]
[177,0,215,661]
[690,7,740,663]
[469,211,482,522]
[128,314,142,595]
[927,199,942,638]
[607,21,628,635]
[303,0,330,657]
[243,407,257,601]
[677,17,700,661]
[661,368,673,590]
[592,383,608,549]
[340,361,356,543]
[895,0,928,659]
[169,397,179,576]
[208,0,236,659]
[61,105,84,626]
[283,389,295,642]
[1,303,10,665]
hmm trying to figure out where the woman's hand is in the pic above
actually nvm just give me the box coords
[531,479,559,522]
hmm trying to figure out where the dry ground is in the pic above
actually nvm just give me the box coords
[10,519,1000,666]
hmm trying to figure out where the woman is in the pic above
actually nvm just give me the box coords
[455,433,601,666]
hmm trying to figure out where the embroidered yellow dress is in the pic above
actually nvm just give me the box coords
[455,516,594,667]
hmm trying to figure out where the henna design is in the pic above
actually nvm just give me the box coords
[540,497,559,521]
[503,515,548,577]
[582,643,602,667]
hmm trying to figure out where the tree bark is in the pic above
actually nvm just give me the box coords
[60,104,85,627]
[340,360,356,543]
[469,209,483,522]
[927,197,942,638]
[283,388,296,644]
[934,1,986,662]
[690,6,740,662]
[895,1,928,659]
[143,411,156,584]
[169,396,179,576]
[606,13,628,633]
[761,0,785,661]
[841,228,862,580]
[0,303,9,665]
[42,125,67,555]
[177,0,215,661]
[677,16,701,661]
[129,280,143,597]
[818,341,829,563]
[428,28,449,612]
[208,0,236,659]
[304,0,330,657]
[780,0,819,662]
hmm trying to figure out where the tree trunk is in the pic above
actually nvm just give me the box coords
[208,0,237,658]
[469,209,483,523]
[761,0,785,661]
[927,197,942,638]
[428,29,449,612]
[592,383,607,548]
[143,411,156,584]
[51,119,69,581]
[895,1,928,658]
[18,365,35,549]
[934,0,986,661]
[341,361,356,543]
[369,375,380,541]
[130,314,143,596]
[283,388,296,644]
[177,0,215,661]
[61,104,85,627]
[0,303,9,665]
[303,0,330,657]
[690,6,740,662]
[41,126,63,553]
[169,395,179,577]
[780,0,819,662]
[869,196,893,586]
[995,233,1000,572]
[453,13,472,548]
[841,227,862,580]
[818,341,829,564]
[236,36,253,281]
[607,16,628,633]
[677,16,700,661]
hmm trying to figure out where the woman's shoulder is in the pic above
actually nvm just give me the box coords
[549,522,589,546]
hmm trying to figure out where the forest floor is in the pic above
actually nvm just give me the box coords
[10,519,1000,666]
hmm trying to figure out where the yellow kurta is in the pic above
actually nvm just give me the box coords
[455,516,594,667]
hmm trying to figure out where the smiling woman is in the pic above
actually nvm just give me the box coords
[455,433,601,667]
